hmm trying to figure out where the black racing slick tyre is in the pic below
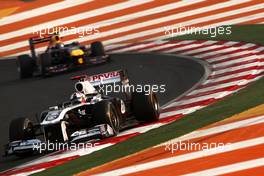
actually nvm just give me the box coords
[132,91,160,122]
[9,117,35,142]
[90,41,106,56]
[17,55,34,79]
[39,53,52,77]
[92,101,120,135]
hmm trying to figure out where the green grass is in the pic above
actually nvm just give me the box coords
[34,24,264,176]
[170,24,264,45]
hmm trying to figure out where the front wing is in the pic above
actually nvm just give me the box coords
[4,124,114,156]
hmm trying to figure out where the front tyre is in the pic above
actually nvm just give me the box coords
[9,117,35,142]
[92,101,120,135]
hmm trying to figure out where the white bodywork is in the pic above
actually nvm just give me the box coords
[40,70,124,141]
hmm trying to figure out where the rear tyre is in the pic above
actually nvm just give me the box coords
[132,91,160,122]
[92,101,120,135]
[17,55,34,79]
[90,41,106,56]
[9,117,35,142]
[39,53,52,77]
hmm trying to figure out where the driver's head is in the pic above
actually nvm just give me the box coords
[70,92,86,103]
[51,35,61,45]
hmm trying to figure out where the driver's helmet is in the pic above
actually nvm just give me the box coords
[50,35,64,47]
[70,92,86,103]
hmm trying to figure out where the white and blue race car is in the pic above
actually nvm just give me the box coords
[4,70,160,156]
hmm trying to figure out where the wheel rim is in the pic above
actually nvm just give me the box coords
[17,66,21,73]
[109,106,119,132]
[152,95,159,118]
[24,121,35,139]
[17,61,21,74]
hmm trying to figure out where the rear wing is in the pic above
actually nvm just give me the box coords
[28,33,57,58]
[71,70,129,87]
[71,70,131,99]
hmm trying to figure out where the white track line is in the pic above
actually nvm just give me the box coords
[160,106,203,118]
[16,143,113,169]
[213,55,260,68]
[255,47,264,52]
[109,42,165,53]
[15,168,45,176]
[145,15,264,42]
[76,1,262,44]
[194,47,247,58]
[160,42,221,53]
[212,61,263,75]
[165,92,225,108]
[0,0,202,42]
[206,50,257,62]
[105,44,128,51]
[93,136,264,176]
[182,158,264,176]
[165,115,264,144]
[108,40,201,52]
[0,0,251,53]
[86,11,264,48]
[177,45,225,55]
[132,41,197,52]
[5,8,264,57]
[192,79,251,95]
[195,43,260,58]
[182,90,228,103]
[0,0,153,41]
[163,79,262,111]
[0,0,94,26]
[210,69,261,82]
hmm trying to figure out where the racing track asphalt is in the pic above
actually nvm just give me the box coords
[0,53,204,171]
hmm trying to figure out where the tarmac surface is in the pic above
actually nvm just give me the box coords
[0,53,204,171]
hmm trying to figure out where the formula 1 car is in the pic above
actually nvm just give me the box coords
[4,70,160,156]
[17,34,110,79]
